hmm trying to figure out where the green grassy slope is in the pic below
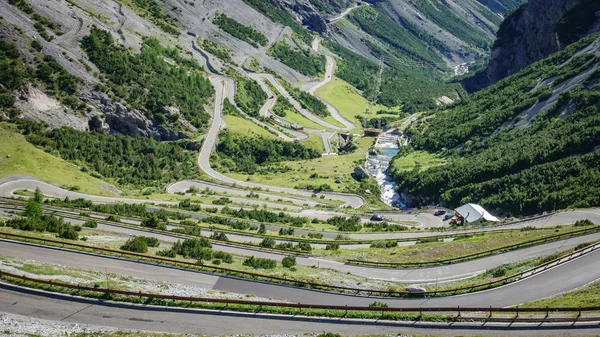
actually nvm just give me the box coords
[0,123,119,196]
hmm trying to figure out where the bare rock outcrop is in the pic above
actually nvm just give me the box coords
[80,89,187,140]
[463,0,600,91]
[15,83,89,131]
[277,0,352,34]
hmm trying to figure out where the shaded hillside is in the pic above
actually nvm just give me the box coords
[464,0,600,91]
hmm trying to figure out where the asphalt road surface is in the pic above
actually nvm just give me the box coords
[3,286,599,336]
[2,239,599,304]
[1,241,600,336]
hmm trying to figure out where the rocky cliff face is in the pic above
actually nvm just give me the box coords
[463,0,600,91]
[277,0,353,34]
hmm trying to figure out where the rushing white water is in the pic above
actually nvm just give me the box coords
[366,134,406,208]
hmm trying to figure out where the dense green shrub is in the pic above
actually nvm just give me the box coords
[268,41,325,77]
[234,76,267,117]
[214,132,320,174]
[279,228,294,235]
[6,214,79,240]
[370,240,398,248]
[243,256,277,269]
[241,0,313,44]
[170,238,213,260]
[199,38,232,62]
[295,241,312,252]
[24,199,42,218]
[260,237,276,248]
[212,197,232,205]
[282,255,296,268]
[26,127,198,188]
[210,231,229,241]
[213,13,267,47]
[156,249,177,258]
[326,216,362,232]
[83,220,98,228]
[141,215,167,230]
[325,242,340,250]
[220,206,308,226]
[82,28,212,128]
[488,265,508,278]
[364,222,408,232]
[393,34,600,215]
[574,219,595,227]
[213,250,233,263]
[200,216,251,231]
[120,236,159,253]
[120,237,149,253]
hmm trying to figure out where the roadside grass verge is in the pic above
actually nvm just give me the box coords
[0,123,119,196]
[520,279,600,308]
[1,228,596,299]
[0,271,452,322]
[318,225,599,263]
[425,242,596,293]
[0,225,399,291]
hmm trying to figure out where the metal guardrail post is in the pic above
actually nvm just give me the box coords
[515,306,519,318]
[457,305,461,318]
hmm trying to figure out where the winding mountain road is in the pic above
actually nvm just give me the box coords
[1,238,600,335]
[2,239,600,305]
[168,74,366,208]
[3,285,598,336]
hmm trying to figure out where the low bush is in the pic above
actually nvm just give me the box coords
[327,216,362,232]
[210,232,229,241]
[260,237,276,248]
[279,228,294,235]
[120,237,149,253]
[370,240,398,249]
[282,255,296,268]
[574,219,594,227]
[214,250,233,263]
[307,232,323,239]
[243,256,277,269]
[82,220,97,228]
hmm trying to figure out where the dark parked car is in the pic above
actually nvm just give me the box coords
[444,213,455,220]
[434,210,446,216]
[370,214,384,221]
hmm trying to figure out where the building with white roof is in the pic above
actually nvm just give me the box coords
[454,203,499,225]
